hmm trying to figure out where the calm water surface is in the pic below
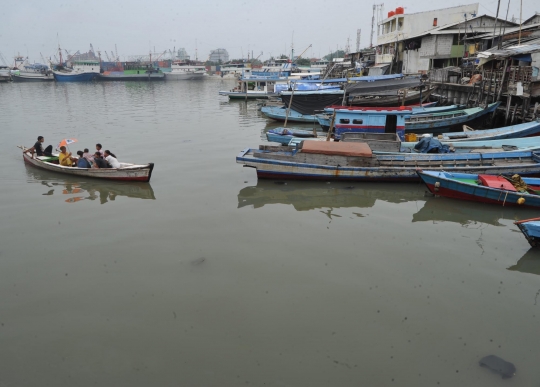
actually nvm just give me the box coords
[1,80,539,386]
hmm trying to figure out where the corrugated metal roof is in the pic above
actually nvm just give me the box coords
[477,43,540,59]
[466,22,540,40]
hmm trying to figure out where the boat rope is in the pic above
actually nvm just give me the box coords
[503,191,509,206]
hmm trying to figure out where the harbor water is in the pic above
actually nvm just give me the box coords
[1,80,540,386]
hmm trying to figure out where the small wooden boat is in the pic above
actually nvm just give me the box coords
[515,218,540,247]
[21,147,154,182]
[417,170,540,207]
[402,133,540,152]
[237,142,540,182]
[261,106,319,123]
[434,120,540,142]
[403,102,500,133]
[349,88,434,107]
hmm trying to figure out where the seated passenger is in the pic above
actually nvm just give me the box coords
[27,136,53,157]
[76,151,91,168]
[82,148,94,164]
[58,146,76,167]
[104,150,121,169]
[92,152,109,169]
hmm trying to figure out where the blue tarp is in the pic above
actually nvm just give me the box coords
[275,84,341,93]
[414,137,452,154]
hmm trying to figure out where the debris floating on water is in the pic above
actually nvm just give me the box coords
[479,355,516,379]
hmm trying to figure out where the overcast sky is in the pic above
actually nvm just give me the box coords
[1,0,538,64]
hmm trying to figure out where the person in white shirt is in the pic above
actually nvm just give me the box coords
[104,150,121,169]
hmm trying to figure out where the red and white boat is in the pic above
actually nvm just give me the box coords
[21,147,154,182]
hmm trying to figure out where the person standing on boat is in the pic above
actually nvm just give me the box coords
[27,136,53,157]
[76,151,91,168]
[104,150,120,169]
[92,152,109,169]
[58,146,76,167]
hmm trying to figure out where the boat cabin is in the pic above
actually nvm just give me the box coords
[329,107,409,140]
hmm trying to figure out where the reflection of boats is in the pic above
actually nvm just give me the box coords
[22,147,154,182]
[238,180,424,211]
[25,165,156,204]
[514,217,540,247]
[412,196,528,226]
[507,249,540,275]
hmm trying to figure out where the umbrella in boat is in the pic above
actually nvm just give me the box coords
[58,138,78,148]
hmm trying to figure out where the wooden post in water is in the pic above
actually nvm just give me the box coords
[283,81,296,128]
[491,59,509,126]
[505,95,512,124]
[326,111,337,141]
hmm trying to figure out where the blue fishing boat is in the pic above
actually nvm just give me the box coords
[266,128,319,144]
[237,142,540,182]
[261,106,319,123]
[53,60,100,82]
[417,169,540,207]
[515,218,540,247]
[321,102,500,140]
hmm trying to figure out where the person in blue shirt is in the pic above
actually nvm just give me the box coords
[76,151,91,168]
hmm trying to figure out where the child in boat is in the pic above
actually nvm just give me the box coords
[76,151,91,168]
[82,148,94,164]
[96,143,105,157]
[104,150,120,169]
[92,152,109,169]
[58,146,77,167]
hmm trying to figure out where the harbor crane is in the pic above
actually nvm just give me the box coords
[104,51,111,61]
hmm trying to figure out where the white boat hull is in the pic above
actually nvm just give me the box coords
[22,151,154,182]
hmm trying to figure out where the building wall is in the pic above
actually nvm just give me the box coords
[403,49,430,74]
[419,35,454,58]
[377,3,479,45]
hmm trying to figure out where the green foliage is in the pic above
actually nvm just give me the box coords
[323,50,345,61]
[295,58,311,66]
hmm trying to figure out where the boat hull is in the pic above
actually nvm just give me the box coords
[12,73,54,82]
[166,72,205,80]
[97,73,165,81]
[417,170,540,207]
[515,218,540,247]
[53,72,98,82]
[237,148,540,183]
[261,106,318,123]
[23,152,154,182]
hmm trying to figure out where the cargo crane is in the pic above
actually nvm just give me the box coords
[110,51,115,62]
[104,51,111,62]
[89,43,95,56]
[115,44,119,62]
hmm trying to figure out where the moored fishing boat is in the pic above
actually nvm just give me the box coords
[53,60,100,82]
[261,106,319,123]
[237,142,540,182]
[515,218,540,247]
[98,62,165,81]
[417,170,540,207]
[21,147,154,182]
[166,60,206,80]
[0,66,12,82]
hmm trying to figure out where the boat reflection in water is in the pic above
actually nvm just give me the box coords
[238,180,425,212]
[25,165,156,204]
[508,249,540,276]
[412,196,533,227]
